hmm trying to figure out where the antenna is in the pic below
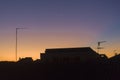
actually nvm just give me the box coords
[97,41,106,53]
[114,50,117,56]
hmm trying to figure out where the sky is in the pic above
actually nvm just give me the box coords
[0,0,120,61]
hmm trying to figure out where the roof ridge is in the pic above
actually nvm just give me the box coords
[46,47,91,50]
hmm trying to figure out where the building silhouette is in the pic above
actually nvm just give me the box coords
[109,53,120,63]
[40,47,107,63]
[18,57,33,63]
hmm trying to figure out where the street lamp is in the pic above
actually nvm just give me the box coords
[16,28,25,61]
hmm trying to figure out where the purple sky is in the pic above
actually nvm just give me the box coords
[0,0,120,61]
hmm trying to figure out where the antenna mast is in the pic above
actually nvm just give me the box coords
[97,41,106,53]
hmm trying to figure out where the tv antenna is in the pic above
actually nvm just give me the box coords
[97,41,106,53]
[114,50,117,56]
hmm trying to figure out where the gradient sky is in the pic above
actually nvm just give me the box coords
[0,0,120,61]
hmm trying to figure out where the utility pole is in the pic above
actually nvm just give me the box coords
[15,28,25,61]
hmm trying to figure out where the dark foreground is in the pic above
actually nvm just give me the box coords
[0,61,120,80]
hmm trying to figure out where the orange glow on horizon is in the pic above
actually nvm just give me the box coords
[0,27,120,61]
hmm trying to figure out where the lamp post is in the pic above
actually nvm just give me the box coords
[16,28,25,61]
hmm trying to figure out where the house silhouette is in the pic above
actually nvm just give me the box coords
[40,47,107,64]
[109,54,120,63]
